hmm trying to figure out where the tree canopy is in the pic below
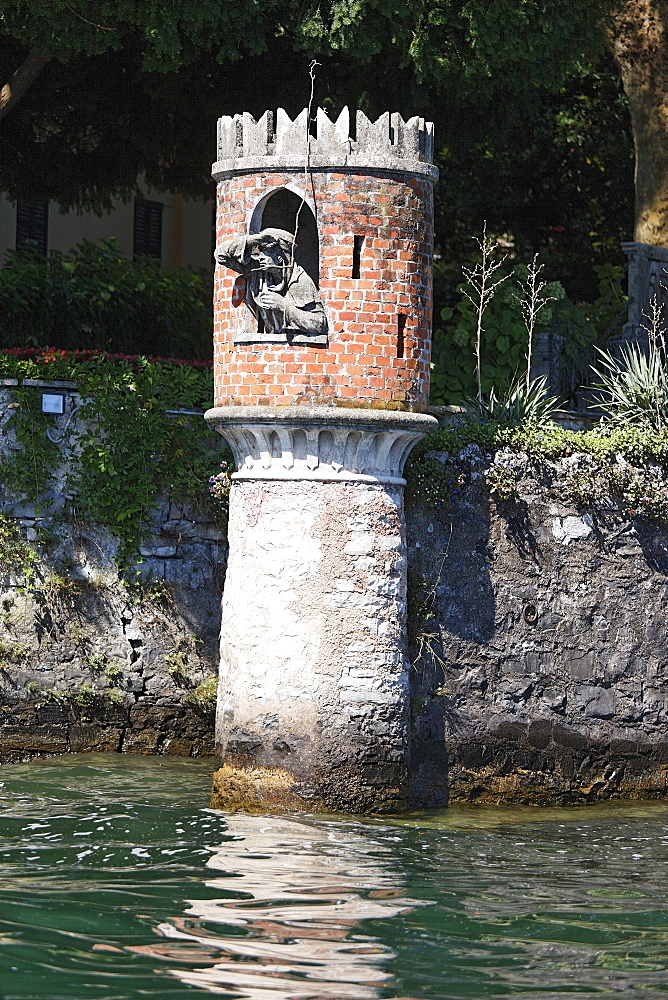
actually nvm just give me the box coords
[0,0,655,286]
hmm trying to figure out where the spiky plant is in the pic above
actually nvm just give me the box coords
[592,342,668,430]
[464,375,560,427]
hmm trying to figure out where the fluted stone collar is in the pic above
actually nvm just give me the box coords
[205,405,437,484]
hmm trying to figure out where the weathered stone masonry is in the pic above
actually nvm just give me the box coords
[0,382,224,760]
[209,407,434,812]
[5,383,668,805]
[409,443,668,805]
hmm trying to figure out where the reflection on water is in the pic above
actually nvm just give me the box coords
[3,755,668,999]
[154,815,422,999]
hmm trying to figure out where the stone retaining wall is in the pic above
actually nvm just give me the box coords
[0,381,225,762]
[4,381,668,805]
[408,443,668,804]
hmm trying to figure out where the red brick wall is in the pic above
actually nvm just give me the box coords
[213,169,434,410]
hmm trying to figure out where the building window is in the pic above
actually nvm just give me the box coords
[133,199,163,259]
[16,202,48,255]
[397,313,407,359]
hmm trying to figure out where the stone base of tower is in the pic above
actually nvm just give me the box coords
[205,406,439,814]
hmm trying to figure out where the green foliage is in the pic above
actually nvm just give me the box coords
[592,342,668,430]
[406,571,446,672]
[73,683,96,707]
[165,636,199,688]
[0,388,59,504]
[0,2,279,66]
[0,640,30,664]
[139,579,174,607]
[407,418,668,525]
[0,241,212,359]
[0,1,611,87]
[0,514,37,587]
[551,263,628,404]
[564,461,668,523]
[0,1,634,315]
[463,376,560,428]
[431,261,565,403]
[66,624,89,649]
[103,660,124,686]
[85,652,124,685]
[404,456,464,509]
[43,572,80,608]
[610,466,668,522]
[185,676,218,714]
[484,464,520,501]
[434,54,634,303]
[71,682,103,720]
[85,652,107,673]
[415,420,668,468]
[0,351,227,570]
[38,688,68,705]
[432,261,627,408]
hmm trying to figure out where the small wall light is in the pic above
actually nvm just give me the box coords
[41,393,64,415]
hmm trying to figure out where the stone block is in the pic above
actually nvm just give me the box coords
[0,725,68,753]
[161,737,195,756]
[121,729,160,754]
[139,544,178,558]
[527,719,553,749]
[70,725,121,752]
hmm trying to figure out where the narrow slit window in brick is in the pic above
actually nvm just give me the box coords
[352,235,363,278]
[397,313,407,359]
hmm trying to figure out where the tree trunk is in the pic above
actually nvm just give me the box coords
[0,50,48,122]
[608,0,668,245]
[607,1,668,244]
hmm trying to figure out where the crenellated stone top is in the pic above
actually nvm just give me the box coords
[212,107,437,181]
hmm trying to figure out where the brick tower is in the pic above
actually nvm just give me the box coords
[206,107,440,813]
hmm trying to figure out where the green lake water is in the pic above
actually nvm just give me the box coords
[1,754,668,999]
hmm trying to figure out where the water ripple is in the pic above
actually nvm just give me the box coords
[2,756,668,999]
[156,814,424,998]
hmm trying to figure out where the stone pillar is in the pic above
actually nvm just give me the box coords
[206,107,439,813]
[618,240,668,352]
[206,407,433,812]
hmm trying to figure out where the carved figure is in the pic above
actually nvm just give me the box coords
[215,228,327,345]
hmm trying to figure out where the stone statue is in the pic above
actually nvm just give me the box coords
[215,228,328,345]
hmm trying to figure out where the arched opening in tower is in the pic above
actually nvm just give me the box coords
[256,189,320,287]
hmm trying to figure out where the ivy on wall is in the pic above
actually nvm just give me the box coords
[0,350,228,569]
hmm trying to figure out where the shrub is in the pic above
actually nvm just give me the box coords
[431,256,626,408]
[0,240,212,360]
[185,676,217,714]
[463,376,560,428]
[406,418,668,526]
[430,258,565,404]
